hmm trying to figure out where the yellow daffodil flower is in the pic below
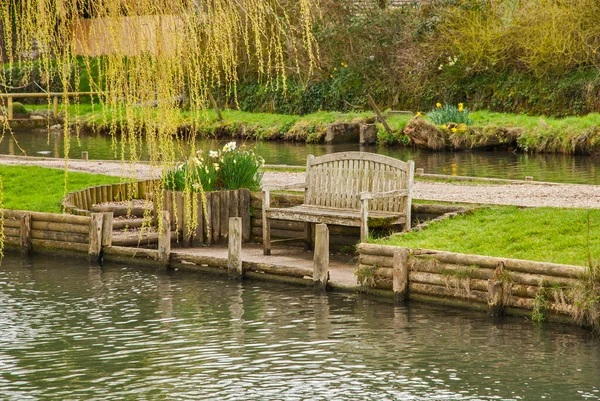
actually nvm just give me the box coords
[436,102,442,108]
[416,111,422,117]
[451,127,458,133]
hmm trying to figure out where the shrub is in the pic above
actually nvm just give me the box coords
[163,142,264,192]
[11,102,28,115]
[427,103,473,126]
[571,260,600,332]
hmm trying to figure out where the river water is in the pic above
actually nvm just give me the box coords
[1,253,599,400]
[3,130,600,184]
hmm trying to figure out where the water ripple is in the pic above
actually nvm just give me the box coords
[1,254,599,400]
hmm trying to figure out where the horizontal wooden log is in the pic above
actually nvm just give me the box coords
[31,221,90,234]
[112,218,150,230]
[3,217,20,228]
[31,239,88,253]
[170,252,228,269]
[413,249,585,279]
[357,244,586,279]
[103,246,159,260]
[409,282,488,304]
[359,254,394,268]
[0,210,92,225]
[31,230,89,244]
[410,271,489,293]
[4,236,20,245]
[91,204,147,218]
[412,204,467,215]
[244,261,312,279]
[507,270,579,288]
[504,295,573,316]
[357,264,393,279]
[4,227,20,237]
[413,259,494,280]
[111,231,159,246]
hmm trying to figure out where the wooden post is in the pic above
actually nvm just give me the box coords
[313,224,329,290]
[392,248,409,302]
[367,94,392,134]
[158,211,171,267]
[81,151,88,161]
[53,95,59,119]
[241,189,251,242]
[211,191,220,244]
[360,197,369,242]
[101,212,113,247]
[20,213,32,256]
[262,190,271,255]
[488,262,505,317]
[7,96,13,120]
[88,213,104,264]
[228,217,243,278]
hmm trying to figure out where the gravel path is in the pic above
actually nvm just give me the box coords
[1,155,599,208]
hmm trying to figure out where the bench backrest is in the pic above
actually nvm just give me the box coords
[304,152,414,212]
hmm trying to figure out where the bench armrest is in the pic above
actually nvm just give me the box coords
[360,189,409,201]
[262,182,307,192]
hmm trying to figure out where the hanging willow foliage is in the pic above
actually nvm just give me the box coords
[0,0,319,243]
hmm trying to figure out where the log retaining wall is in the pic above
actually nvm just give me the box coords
[3,209,100,258]
[357,243,585,321]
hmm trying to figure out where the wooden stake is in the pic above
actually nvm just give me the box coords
[53,95,59,119]
[488,262,505,317]
[158,211,171,267]
[7,96,13,120]
[367,94,392,134]
[88,213,104,264]
[313,224,329,290]
[241,189,251,242]
[101,212,113,247]
[228,217,243,278]
[81,151,88,161]
[262,190,271,255]
[392,248,409,302]
[20,213,32,256]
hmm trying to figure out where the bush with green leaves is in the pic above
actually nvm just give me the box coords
[163,142,264,192]
[427,103,474,126]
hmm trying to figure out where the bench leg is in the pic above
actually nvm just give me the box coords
[360,198,369,242]
[263,217,271,255]
[304,222,313,251]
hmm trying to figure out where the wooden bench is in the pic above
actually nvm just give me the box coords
[262,152,414,255]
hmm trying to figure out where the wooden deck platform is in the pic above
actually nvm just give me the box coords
[168,243,359,288]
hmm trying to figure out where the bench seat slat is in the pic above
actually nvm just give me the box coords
[266,205,406,227]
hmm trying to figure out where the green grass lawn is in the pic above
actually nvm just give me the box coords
[375,206,600,267]
[0,165,121,213]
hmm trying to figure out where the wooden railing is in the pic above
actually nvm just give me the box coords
[0,91,99,120]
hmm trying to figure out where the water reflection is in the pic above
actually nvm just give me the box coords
[3,129,600,184]
[1,253,599,399]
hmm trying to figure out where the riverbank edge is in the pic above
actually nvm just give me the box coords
[2,194,594,330]
[0,243,581,328]
[81,117,600,155]
[21,105,600,155]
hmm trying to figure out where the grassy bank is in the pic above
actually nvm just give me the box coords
[0,165,121,213]
[22,101,600,154]
[375,207,600,267]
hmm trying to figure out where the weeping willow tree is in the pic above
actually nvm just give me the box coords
[0,0,319,244]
